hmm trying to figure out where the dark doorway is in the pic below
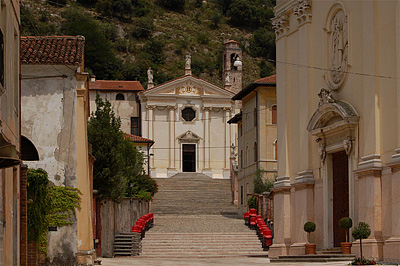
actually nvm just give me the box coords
[332,150,349,247]
[182,144,196,172]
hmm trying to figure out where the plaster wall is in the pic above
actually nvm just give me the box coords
[89,91,141,135]
[21,65,79,265]
[272,0,400,260]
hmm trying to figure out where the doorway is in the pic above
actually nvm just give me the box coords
[182,144,196,172]
[332,150,349,247]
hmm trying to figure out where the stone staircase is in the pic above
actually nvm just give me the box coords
[113,233,141,256]
[141,233,266,257]
[151,173,237,215]
[139,173,267,257]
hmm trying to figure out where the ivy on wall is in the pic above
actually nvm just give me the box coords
[27,168,81,253]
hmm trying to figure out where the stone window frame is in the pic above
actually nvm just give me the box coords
[180,105,198,123]
[116,93,125,101]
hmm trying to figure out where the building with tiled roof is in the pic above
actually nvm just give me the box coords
[228,75,277,214]
[139,42,241,179]
[20,35,95,264]
[124,133,154,174]
[89,77,144,136]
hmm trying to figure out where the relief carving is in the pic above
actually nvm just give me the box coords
[318,88,336,107]
[318,146,326,163]
[294,0,312,24]
[272,12,289,38]
[326,8,348,90]
[343,139,352,155]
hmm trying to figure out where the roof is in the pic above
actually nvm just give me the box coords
[90,80,144,92]
[225,40,240,45]
[21,36,85,65]
[124,133,154,144]
[227,112,242,124]
[232,74,276,101]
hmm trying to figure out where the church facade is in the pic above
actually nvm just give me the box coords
[271,0,400,260]
[139,41,242,178]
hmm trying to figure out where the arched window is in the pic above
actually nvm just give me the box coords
[254,142,258,162]
[272,105,277,124]
[116,93,125,100]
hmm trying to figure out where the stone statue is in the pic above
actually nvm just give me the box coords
[185,54,191,69]
[147,67,153,84]
[225,72,231,85]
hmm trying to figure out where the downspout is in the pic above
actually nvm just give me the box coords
[256,90,259,170]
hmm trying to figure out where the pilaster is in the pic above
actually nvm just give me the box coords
[203,107,211,172]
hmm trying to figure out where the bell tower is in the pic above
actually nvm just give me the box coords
[223,40,242,94]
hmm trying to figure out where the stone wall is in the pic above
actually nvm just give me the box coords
[99,198,149,257]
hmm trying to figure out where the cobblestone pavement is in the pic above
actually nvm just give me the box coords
[149,214,249,233]
[100,256,352,266]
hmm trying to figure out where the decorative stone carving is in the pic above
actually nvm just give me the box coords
[326,8,348,90]
[343,139,352,155]
[294,0,312,24]
[225,72,231,85]
[272,12,289,38]
[318,146,326,163]
[318,88,336,107]
[178,130,201,143]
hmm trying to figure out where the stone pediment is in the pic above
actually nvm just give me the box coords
[177,130,201,143]
[143,75,234,98]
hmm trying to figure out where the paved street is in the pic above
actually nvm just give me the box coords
[100,256,352,266]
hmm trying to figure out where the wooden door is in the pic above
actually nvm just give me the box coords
[182,144,196,172]
[332,151,349,247]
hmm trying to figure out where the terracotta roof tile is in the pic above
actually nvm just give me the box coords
[254,74,276,84]
[89,80,144,92]
[124,133,154,144]
[21,36,85,65]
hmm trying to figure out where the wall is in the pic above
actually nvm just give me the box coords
[0,1,21,265]
[21,65,79,265]
[89,91,141,135]
[100,198,149,257]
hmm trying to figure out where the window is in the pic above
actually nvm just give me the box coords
[274,139,278,160]
[240,150,243,169]
[254,108,257,127]
[254,142,258,162]
[116,93,125,100]
[0,29,4,87]
[240,186,244,205]
[182,107,196,122]
[238,123,242,136]
[131,117,140,136]
[272,105,277,124]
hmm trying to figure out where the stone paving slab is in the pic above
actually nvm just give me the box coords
[99,256,352,266]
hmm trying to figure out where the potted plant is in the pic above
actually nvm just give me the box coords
[350,222,376,265]
[304,221,316,254]
[339,217,353,254]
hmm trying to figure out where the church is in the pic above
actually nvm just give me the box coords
[139,41,242,178]
[271,0,400,261]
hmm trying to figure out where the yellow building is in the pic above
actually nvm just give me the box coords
[271,0,400,260]
[229,75,277,215]
[21,36,94,265]
[0,1,22,265]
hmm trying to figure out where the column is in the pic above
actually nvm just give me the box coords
[167,106,177,177]
[224,107,231,170]
[147,105,155,170]
[203,107,211,171]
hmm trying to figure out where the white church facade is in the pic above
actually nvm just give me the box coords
[140,41,242,178]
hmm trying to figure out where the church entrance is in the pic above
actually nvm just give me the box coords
[182,144,196,172]
[332,150,349,247]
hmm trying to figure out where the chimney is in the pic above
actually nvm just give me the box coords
[90,75,96,82]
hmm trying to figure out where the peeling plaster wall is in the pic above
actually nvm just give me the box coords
[21,65,79,265]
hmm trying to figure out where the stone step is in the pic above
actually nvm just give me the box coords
[270,254,356,263]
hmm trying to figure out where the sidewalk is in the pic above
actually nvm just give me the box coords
[100,256,352,266]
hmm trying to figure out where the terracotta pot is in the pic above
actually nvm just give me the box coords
[341,242,352,254]
[305,243,316,255]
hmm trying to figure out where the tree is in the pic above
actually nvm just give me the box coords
[61,8,120,80]
[352,222,371,260]
[249,27,276,59]
[88,95,126,201]
[253,168,274,194]
[158,0,185,11]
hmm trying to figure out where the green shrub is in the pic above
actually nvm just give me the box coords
[339,217,353,242]
[247,195,258,210]
[352,222,371,259]
[157,0,185,11]
[197,32,209,45]
[47,0,67,7]
[129,17,155,39]
[304,221,316,233]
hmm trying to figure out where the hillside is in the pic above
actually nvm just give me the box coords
[20,0,276,87]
